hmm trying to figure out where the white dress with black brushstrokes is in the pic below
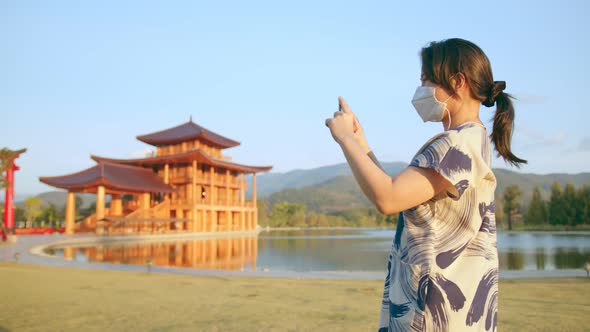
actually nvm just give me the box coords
[378,122,499,332]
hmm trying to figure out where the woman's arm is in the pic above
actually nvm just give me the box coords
[326,97,451,214]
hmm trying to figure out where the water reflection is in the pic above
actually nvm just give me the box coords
[46,230,590,272]
[52,237,258,271]
[497,232,590,270]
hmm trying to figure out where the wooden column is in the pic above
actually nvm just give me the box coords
[177,209,184,231]
[95,186,106,235]
[111,194,122,215]
[247,206,252,231]
[253,173,257,230]
[164,163,170,203]
[226,170,232,231]
[240,173,245,231]
[65,191,76,235]
[96,186,106,220]
[141,193,150,209]
[211,166,217,232]
[140,193,150,233]
[201,210,206,232]
[192,160,198,232]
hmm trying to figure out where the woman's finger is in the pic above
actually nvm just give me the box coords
[325,118,332,127]
[338,96,353,114]
[338,96,358,132]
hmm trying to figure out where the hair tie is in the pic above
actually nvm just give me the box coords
[482,81,506,107]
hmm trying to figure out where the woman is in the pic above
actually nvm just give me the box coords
[325,38,525,332]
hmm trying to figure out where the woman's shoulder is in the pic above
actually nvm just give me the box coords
[435,122,488,156]
[412,122,493,180]
[415,122,484,157]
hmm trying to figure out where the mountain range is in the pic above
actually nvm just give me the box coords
[10,162,590,212]
[252,162,590,212]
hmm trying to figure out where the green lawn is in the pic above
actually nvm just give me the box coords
[0,263,588,331]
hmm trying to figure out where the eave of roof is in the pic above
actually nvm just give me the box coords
[91,149,273,174]
[136,120,240,148]
[39,162,175,193]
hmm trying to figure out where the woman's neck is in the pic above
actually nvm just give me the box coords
[442,99,483,130]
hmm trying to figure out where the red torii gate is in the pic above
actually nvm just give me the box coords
[2,148,26,241]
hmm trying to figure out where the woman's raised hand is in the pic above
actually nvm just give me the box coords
[325,96,371,153]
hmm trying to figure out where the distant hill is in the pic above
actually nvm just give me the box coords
[492,168,590,202]
[260,164,590,212]
[14,191,99,209]
[248,162,407,198]
[267,175,371,213]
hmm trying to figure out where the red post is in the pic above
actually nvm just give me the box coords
[3,158,21,239]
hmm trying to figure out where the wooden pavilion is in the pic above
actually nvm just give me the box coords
[40,120,272,235]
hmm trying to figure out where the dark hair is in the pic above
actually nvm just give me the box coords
[420,38,526,167]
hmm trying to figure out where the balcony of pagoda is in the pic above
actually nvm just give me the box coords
[167,173,240,188]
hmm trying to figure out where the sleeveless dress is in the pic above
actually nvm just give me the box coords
[377,122,499,332]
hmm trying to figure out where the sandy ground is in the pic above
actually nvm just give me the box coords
[0,262,589,332]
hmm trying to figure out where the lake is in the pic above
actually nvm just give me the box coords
[46,228,590,273]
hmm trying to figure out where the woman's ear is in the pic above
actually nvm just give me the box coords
[451,72,466,91]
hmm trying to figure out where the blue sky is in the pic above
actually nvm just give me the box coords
[1,0,589,195]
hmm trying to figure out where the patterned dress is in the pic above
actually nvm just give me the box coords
[378,122,499,332]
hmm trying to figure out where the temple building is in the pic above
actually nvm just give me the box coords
[40,120,272,235]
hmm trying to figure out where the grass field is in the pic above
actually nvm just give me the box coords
[0,262,588,332]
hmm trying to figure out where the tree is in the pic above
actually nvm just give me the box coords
[39,203,59,228]
[494,195,505,228]
[23,197,43,228]
[549,181,566,225]
[576,186,590,226]
[270,202,306,227]
[85,201,96,218]
[524,186,547,225]
[75,195,83,219]
[0,148,27,189]
[15,206,25,225]
[503,185,522,231]
[257,200,270,226]
[563,182,577,226]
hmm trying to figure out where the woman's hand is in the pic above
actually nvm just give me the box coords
[325,96,371,153]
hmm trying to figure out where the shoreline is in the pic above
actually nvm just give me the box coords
[264,226,590,234]
[0,233,587,280]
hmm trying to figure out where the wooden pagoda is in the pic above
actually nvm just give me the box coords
[40,120,272,235]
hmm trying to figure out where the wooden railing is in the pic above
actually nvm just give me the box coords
[125,200,170,219]
[170,199,254,208]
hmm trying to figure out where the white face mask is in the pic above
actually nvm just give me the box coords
[411,86,452,130]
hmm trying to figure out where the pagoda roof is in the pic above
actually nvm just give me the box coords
[39,162,175,194]
[91,149,272,174]
[136,120,240,148]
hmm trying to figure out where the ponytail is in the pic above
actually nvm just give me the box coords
[486,84,527,167]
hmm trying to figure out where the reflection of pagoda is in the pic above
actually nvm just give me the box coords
[62,236,258,271]
[40,119,272,235]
